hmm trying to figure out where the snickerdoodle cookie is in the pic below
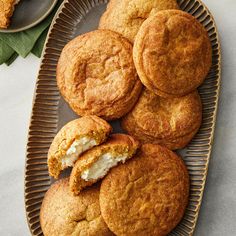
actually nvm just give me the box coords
[40,178,113,236]
[57,29,142,120]
[133,10,212,97]
[0,0,20,28]
[122,89,202,150]
[100,144,189,236]
[99,0,179,43]
[48,116,112,179]
[70,134,139,195]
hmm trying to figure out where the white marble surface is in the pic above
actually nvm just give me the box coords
[0,0,236,235]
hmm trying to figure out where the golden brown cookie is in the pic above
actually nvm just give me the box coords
[48,116,112,179]
[57,29,142,120]
[70,134,139,195]
[100,144,189,236]
[122,89,202,150]
[133,10,212,97]
[0,0,20,28]
[99,0,179,43]
[40,178,113,236]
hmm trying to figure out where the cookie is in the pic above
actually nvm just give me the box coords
[122,89,202,149]
[0,0,20,28]
[100,144,189,236]
[40,178,113,236]
[48,116,112,179]
[70,134,139,195]
[57,29,142,120]
[99,0,179,43]
[133,10,212,97]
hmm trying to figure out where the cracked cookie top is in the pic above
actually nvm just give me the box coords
[133,10,212,97]
[100,144,189,236]
[122,89,202,150]
[40,178,113,236]
[0,0,18,28]
[57,29,142,120]
[99,0,179,43]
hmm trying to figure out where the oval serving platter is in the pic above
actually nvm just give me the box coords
[24,0,221,235]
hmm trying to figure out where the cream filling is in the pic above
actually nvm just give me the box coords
[81,152,128,181]
[61,137,97,168]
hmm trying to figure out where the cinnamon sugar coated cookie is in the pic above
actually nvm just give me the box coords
[48,116,112,179]
[100,144,189,236]
[70,134,139,195]
[133,10,212,97]
[57,29,142,120]
[122,89,202,149]
[99,0,179,43]
[40,178,113,236]
[0,0,20,28]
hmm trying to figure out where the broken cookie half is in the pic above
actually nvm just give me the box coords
[47,116,112,179]
[69,133,140,195]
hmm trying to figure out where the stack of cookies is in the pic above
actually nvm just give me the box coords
[40,0,212,235]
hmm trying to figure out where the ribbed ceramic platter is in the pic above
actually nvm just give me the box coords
[25,0,221,235]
